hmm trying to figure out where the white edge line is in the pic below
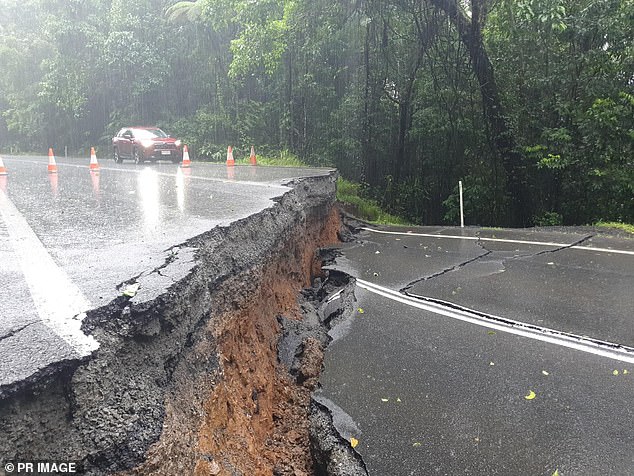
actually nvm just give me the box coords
[356,278,634,364]
[360,227,634,256]
[572,245,634,256]
[0,189,99,356]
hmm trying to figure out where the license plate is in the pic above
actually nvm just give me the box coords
[161,150,171,155]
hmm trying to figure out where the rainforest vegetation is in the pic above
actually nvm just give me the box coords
[1,0,632,226]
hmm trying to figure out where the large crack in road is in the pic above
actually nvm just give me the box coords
[0,173,366,475]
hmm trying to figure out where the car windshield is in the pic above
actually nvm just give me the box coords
[133,128,168,139]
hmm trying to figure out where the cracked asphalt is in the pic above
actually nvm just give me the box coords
[0,154,332,390]
[320,225,634,475]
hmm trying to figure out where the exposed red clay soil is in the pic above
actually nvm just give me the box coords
[123,206,341,476]
[195,207,341,476]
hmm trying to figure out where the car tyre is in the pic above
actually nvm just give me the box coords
[134,148,143,165]
[113,148,122,163]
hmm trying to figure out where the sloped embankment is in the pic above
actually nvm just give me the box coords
[0,172,364,475]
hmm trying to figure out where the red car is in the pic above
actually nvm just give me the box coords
[112,127,183,164]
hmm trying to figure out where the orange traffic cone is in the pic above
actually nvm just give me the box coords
[181,145,191,168]
[49,173,58,197]
[91,168,100,199]
[226,146,235,167]
[0,156,8,176]
[89,147,100,172]
[249,145,257,166]
[48,148,58,174]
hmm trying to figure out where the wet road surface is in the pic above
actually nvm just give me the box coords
[0,154,332,389]
[321,225,634,475]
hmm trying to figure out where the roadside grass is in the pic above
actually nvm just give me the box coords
[594,221,634,235]
[234,149,307,167]
[337,177,410,226]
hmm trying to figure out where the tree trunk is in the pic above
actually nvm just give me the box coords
[363,21,377,185]
[429,0,530,226]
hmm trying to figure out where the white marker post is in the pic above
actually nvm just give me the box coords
[459,180,464,228]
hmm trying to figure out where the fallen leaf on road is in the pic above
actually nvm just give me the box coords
[396,398,402,403]
[487,331,496,336]
[123,283,140,297]
[613,370,619,376]
[412,442,422,447]
[375,250,381,254]
[358,308,365,314]
[490,362,495,366]
[524,390,536,400]
[350,437,359,448]
[624,369,629,375]
[552,470,560,476]
[381,398,389,402]
[542,370,549,376]
[547,262,555,265]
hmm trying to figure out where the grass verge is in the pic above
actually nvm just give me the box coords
[594,221,634,235]
[336,178,409,226]
[235,150,307,167]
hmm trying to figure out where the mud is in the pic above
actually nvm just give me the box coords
[0,172,366,475]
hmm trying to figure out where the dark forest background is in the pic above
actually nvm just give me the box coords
[1,0,632,226]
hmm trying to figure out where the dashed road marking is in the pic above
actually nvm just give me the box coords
[0,188,98,356]
[356,278,634,364]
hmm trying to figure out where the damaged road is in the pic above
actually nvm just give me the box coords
[0,157,333,393]
[319,223,634,475]
[0,157,365,475]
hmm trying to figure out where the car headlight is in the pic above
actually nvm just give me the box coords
[174,140,182,147]
[140,139,154,149]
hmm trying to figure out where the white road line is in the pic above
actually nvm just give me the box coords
[356,278,634,363]
[0,189,99,356]
[360,227,634,256]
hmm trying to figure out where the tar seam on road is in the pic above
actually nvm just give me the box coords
[359,227,634,256]
[356,278,634,364]
[0,188,99,356]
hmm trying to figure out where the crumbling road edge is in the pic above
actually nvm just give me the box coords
[0,171,368,475]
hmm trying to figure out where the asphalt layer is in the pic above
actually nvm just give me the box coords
[339,227,634,346]
[320,225,634,475]
[0,154,332,389]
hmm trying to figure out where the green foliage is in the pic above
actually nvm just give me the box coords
[337,178,409,225]
[534,211,564,226]
[235,149,306,166]
[0,0,631,229]
[443,177,500,226]
[594,221,634,235]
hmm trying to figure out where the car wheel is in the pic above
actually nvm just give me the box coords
[113,148,122,163]
[134,148,143,164]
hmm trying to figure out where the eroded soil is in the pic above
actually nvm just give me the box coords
[125,207,342,476]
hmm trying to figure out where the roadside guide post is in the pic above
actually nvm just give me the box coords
[459,180,464,228]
